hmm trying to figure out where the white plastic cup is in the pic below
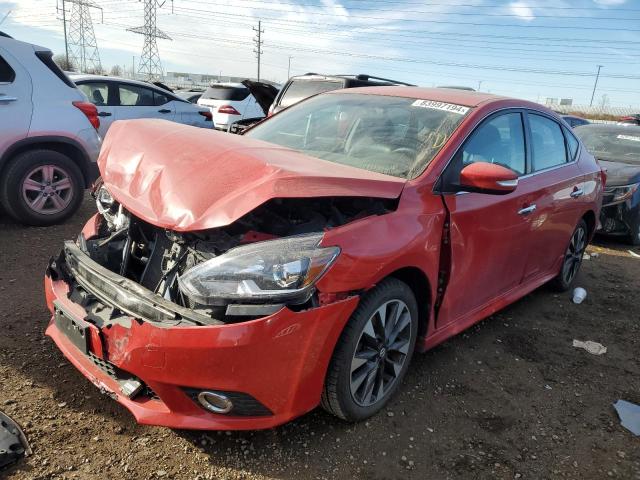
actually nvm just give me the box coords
[573,287,587,304]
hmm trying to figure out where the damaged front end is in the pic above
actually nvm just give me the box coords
[49,180,394,326]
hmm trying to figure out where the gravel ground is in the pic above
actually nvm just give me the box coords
[1,194,639,479]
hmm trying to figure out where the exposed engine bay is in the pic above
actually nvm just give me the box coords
[62,182,395,325]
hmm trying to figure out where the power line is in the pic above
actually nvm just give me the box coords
[127,0,171,80]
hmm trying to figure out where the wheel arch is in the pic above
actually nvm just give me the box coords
[386,266,432,339]
[0,136,96,188]
[581,209,596,240]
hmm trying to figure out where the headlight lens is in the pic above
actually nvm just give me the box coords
[606,183,640,204]
[178,233,340,305]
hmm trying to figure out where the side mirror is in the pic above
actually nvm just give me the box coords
[459,162,518,195]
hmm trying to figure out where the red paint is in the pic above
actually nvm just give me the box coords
[98,120,405,232]
[46,91,603,430]
[459,162,518,193]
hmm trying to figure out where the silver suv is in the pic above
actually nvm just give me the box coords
[0,32,101,226]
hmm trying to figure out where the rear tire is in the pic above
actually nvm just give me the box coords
[321,278,418,422]
[0,149,84,226]
[550,219,588,292]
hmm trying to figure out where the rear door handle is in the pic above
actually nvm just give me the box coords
[158,109,171,114]
[0,95,17,102]
[518,204,537,215]
[97,111,112,117]
[570,187,584,198]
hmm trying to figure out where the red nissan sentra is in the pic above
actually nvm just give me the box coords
[44,88,604,430]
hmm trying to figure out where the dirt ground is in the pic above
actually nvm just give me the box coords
[1,194,639,480]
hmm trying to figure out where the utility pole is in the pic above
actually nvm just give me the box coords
[66,0,102,73]
[287,55,292,79]
[253,20,264,81]
[128,0,172,80]
[477,80,483,91]
[590,65,603,107]
[61,1,69,66]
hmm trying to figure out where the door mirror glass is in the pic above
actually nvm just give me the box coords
[459,162,518,195]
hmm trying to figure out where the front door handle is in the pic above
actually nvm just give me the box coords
[0,95,17,102]
[518,204,537,215]
[158,109,171,114]
[97,111,112,117]
[570,187,584,198]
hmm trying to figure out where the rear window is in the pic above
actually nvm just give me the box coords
[201,86,249,101]
[0,54,15,83]
[279,80,344,108]
[35,51,75,88]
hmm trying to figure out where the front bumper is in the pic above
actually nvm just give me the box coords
[599,197,640,237]
[44,243,358,430]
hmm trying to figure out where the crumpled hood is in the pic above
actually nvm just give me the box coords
[599,160,640,187]
[98,120,405,231]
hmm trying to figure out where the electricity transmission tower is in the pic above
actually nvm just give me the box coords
[127,0,171,80]
[253,20,264,81]
[64,0,102,73]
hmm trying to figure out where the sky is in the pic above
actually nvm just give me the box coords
[1,0,639,107]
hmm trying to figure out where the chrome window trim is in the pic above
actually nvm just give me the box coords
[434,106,580,194]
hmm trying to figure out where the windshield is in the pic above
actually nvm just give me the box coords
[574,126,640,165]
[245,93,470,179]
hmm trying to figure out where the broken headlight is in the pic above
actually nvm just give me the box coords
[177,233,340,305]
[605,183,640,205]
[92,180,129,230]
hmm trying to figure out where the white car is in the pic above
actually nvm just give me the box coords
[197,81,278,131]
[0,32,101,226]
[71,74,213,137]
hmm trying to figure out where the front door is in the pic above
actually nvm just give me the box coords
[0,48,32,154]
[437,111,533,328]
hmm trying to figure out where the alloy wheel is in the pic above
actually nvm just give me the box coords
[562,225,587,285]
[21,165,74,215]
[350,299,412,407]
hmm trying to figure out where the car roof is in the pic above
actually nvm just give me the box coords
[329,86,509,108]
[205,82,246,88]
[69,73,168,90]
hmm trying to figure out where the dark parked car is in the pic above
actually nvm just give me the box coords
[268,73,413,115]
[562,115,590,128]
[575,124,640,244]
[175,88,204,104]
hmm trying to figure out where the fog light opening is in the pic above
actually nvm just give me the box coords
[197,391,234,414]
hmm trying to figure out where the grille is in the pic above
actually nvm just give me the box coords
[87,352,158,401]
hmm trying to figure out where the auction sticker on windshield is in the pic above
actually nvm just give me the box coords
[412,99,470,115]
[618,134,640,142]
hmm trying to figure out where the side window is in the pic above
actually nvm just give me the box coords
[529,114,568,171]
[564,127,579,161]
[78,82,109,106]
[0,54,15,83]
[153,90,170,106]
[118,84,154,106]
[460,112,526,175]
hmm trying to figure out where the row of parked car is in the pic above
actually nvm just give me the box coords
[1,32,639,246]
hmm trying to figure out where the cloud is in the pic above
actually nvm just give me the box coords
[593,0,627,5]
[508,1,535,21]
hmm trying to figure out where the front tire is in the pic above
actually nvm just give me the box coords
[321,278,419,422]
[550,219,588,292]
[0,149,84,226]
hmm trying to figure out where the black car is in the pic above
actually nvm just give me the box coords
[575,124,640,244]
[562,115,590,128]
[269,73,413,115]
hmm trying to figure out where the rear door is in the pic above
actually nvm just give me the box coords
[437,111,533,328]
[114,82,176,123]
[0,48,32,155]
[520,112,586,280]
[76,80,116,137]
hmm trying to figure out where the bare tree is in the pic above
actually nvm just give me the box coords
[110,65,123,77]
[53,54,76,72]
